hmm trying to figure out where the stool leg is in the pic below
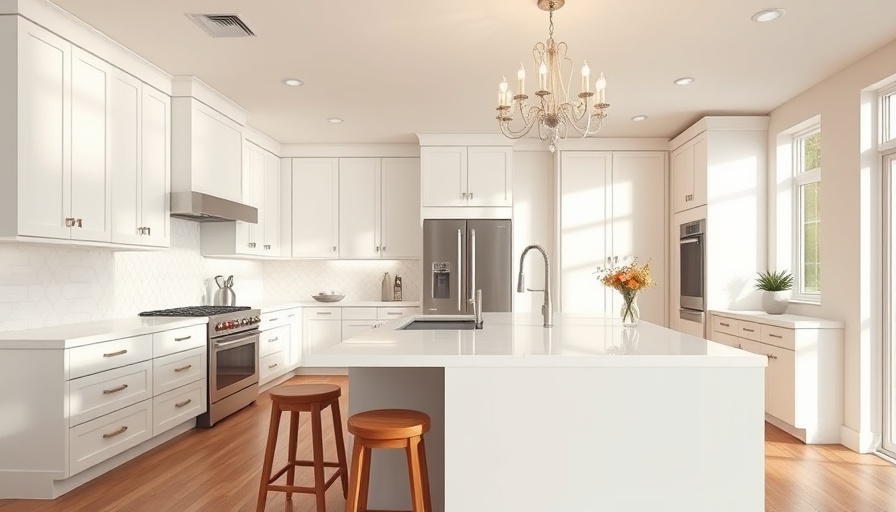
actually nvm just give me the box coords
[329,399,349,498]
[347,439,371,512]
[418,437,433,512]
[310,403,326,512]
[406,436,426,512]
[286,410,300,500]
[256,403,282,512]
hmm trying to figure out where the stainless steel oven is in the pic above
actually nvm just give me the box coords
[209,329,259,405]
[680,219,705,318]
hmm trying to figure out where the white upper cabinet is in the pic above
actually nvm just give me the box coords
[381,157,421,259]
[292,158,340,258]
[671,133,707,214]
[1,18,113,243]
[421,146,512,208]
[110,71,170,247]
[338,157,421,260]
[339,158,381,259]
[263,151,281,255]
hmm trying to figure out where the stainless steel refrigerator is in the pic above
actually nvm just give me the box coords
[423,219,512,314]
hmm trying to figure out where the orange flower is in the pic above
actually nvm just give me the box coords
[626,279,638,289]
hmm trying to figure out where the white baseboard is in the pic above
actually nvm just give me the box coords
[840,425,878,453]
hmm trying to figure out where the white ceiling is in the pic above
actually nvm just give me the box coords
[48,0,896,145]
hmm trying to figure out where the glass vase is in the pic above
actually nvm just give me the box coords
[619,291,640,327]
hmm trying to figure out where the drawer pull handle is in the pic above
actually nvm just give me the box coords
[174,364,192,373]
[269,337,279,342]
[719,322,730,327]
[102,426,128,439]
[769,334,783,339]
[269,318,279,322]
[174,336,192,342]
[268,363,279,369]
[737,343,742,349]
[387,312,403,316]
[175,399,193,408]
[103,349,128,358]
[102,384,129,394]
[318,312,333,315]
[287,314,295,318]
[741,328,755,333]
[766,354,778,360]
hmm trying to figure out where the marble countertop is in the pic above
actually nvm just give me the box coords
[0,317,208,349]
[306,313,768,369]
[709,309,844,329]
[259,300,421,311]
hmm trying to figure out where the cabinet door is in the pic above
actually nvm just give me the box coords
[191,102,243,203]
[692,134,708,208]
[140,86,171,247]
[17,21,71,239]
[610,152,666,325]
[240,143,266,255]
[292,158,339,257]
[421,146,466,206]
[70,48,112,242]
[339,158,381,259]
[305,319,342,356]
[381,158,421,259]
[467,146,512,206]
[263,151,281,255]
[765,343,796,426]
[671,141,695,214]
[110,71,142,245]
[559,151,611,315]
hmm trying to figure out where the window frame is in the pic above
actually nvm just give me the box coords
[882,85,896,151]
[791,126,822,303]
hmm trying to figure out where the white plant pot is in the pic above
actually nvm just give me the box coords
[762,290,791,315]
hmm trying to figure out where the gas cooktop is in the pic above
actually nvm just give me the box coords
[139,306,251,317]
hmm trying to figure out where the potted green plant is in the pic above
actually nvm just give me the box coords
[755,270,793,315]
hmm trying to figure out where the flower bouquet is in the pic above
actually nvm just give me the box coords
[595,256,655,326]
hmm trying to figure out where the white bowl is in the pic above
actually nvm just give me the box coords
[312,293,345,303]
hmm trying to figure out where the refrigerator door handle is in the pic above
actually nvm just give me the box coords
[470,228,476,305]
[457,229,463,312]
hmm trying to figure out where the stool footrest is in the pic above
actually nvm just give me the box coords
[269,463,345,485]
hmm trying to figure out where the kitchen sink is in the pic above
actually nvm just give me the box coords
[400,319,478,330]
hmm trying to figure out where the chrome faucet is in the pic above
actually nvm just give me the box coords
[517,244,553,327]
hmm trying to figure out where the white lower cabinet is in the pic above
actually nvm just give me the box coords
[259,307,302,385]
[708,310,843,444]
[304,307,343,356]
[68,360,153,427]
[153,379,205,436]
[69,399,152,476]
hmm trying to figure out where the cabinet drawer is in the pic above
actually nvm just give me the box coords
[761,324,795,351]
[260,350,289,384]
[377,307,418,321]
[153,379,206,436]
[259,325,289,358]
[736,321,761,341]
[711,316,738,336]
[153,324,206,358]
[343,307,377,320]
[69,335,153,380]
[69,399,152,476]
[304,307,342,321]
[342,320,379,341]
[69,360,153,427]
[261,308,299,330]
[153,346,206,395]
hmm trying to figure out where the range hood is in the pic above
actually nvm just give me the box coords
[170,192,258,223]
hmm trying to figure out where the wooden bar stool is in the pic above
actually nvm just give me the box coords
[256,384,349,512]
[346,408,432,512]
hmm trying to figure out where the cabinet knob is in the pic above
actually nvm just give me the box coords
[146,226,151,236]
[382,246,386,252]
[333,246,337,252]
[469,191,474,199]
[138,227,145,235]
[766,353,777,360]
[248,242,256,248]
[76,218,83,228]
[264,244,271,250]
[65,217,75,227]
[376,246,380,252]
[462,192,467,199]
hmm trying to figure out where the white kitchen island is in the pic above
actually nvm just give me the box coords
[307,313,767,512]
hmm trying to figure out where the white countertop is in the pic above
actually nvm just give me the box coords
[257,300,421,312]
[709,309,844,329]
[307,313,768,368]
[0,317,208,350]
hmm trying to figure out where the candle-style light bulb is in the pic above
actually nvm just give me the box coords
[517,63,526,96]
[596,72,607,103]
[499,76,509,106]
[538,60,547,91]
[581,61,591,93]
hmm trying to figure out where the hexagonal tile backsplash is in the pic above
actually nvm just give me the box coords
[0,219,420,333]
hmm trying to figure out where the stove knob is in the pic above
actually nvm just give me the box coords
[254,316,261,323]
[241,318,249,326]
[215,322,224,331]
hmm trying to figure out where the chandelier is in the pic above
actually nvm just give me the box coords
[495,0,609,152]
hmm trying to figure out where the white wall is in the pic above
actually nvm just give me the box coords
[767,37,896,451]
[262,259,421,302]
[511,150,555,315]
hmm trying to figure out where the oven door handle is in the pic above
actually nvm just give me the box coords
[680,238,701,245]
[214,335,257,350]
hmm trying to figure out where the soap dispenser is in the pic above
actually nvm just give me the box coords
[381,272,392,302]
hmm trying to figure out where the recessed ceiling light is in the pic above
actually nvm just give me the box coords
[673,77,696,86]
[283,78,303,87]
[751,8,786,23]
[631,115,648,122]
[327,117,343,124]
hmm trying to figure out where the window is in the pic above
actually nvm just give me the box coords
[883,86,896,148]
[793,128,821,298]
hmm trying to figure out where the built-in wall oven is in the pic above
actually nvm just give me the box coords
[139,305,261,427]
[679,219,705,323]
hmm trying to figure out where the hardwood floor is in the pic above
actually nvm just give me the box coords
[2,374,896,511]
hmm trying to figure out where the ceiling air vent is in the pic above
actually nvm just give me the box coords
[187,13,255,37]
